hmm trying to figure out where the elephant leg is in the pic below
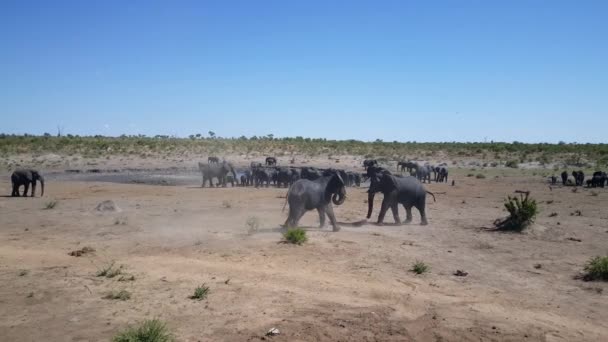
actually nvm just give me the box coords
[11,183,19,197]
[403,205,413,224]
[416,204,428,225]
[317,207,326,228]
[390,203,401,224]
[289,206,307,228]
[325,205,340,232]
[23,183,29,197]
[377,198,391,224]
[31,182,36,197]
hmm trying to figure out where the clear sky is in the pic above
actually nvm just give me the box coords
[1,1,606,143]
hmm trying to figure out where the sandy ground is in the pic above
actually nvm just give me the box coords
[0,167,607,341]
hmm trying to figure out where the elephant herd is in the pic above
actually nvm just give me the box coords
[198,158,364,189]
[560,170,607,188]
[395,160,449,184]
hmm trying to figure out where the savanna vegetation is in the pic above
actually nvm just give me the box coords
[1,134,608,167]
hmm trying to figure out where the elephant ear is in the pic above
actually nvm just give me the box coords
[381,173,398,189]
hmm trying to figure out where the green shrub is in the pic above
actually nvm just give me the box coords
[476,173,486,179]
[190,284,210,300]
[582,256,608,281]
[494,192,538,231]
[113,319,173,342]
[466,173,474,177]
[411,260,429,274]
[283,228,308,245]
[96,262,123,278]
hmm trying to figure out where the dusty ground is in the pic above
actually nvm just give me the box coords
[0,166,607,341]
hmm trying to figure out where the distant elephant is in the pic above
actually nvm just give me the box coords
[366,166,435,225]
[251,161,262,169]
[572,170,585,186]
[11,169,45,197]
[591,171,607,188]
[346,171,361,187]
[400,161,418,173]
[415,164,432,183]
[198,161,237,187]
[243,169,253,186]
[240,175,247,186]
[363,159,378,169]
[208,156,219,164]
[289,168,301,186]
[435,166,449,183]
[301,167,323,181]
[275,167,291,188]
[561,171,568,185]
[253,168,272,187]
[266,157,277,166]
[283,171,346,232]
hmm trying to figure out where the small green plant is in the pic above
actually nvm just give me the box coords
[283,228,308,245]
[44,200,58,210]
[104,290,131,301]
[466,173,474,177]
[96,262,123,278]
[411,260,429,274]
[118,275,136,282]
[582,256,608,281]
[113,319,173,342]
[190,284,210,300]
[476,173,486,179]
[494,191,538,231]
[505,160,519,168]
[246,216,260,234]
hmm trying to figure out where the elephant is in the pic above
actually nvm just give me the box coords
[253,168,272,187]
[275,167,291,188]
[289,168,301,185]
[572,170,585,186]
[243,169,253,186]
[11,169,45,197]
[435,165,449,183]
[251,161,262,169]
[363,159,378,169]
[198,161,237,187]
[365,166,435,225]
[346,171,361,187]
[240,175,247,186]
[324,169,349,186]
[590,171,607,188]
[301,167,323,181]
[561,171,568,185]
[398,161,417,173]
[414,164,432,183]
[266,157,277,166]
[208,156,219,164]
[283,171,346,232]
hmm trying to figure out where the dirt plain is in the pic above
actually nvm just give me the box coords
[1,157,607,342]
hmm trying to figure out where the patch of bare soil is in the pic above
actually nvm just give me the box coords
[0,168,607,341]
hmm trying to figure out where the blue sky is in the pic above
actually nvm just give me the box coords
[1,1,606,142]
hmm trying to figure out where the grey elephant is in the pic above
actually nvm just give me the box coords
[572,170,585,186]
[366,167,435,225]
[198,161,237,187]
[253,167,272,187]
[301,167,323,180]
[11,169,45,197]
[561,171,568,185]
[265,157,277,166]
[414,164,432,183]
[283,171,346,232]
[435,165,449,183]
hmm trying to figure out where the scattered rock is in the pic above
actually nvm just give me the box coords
[566,237,582,242]
[453,270,468,277]
[68,246,95,257]
[95,200,121,212]
[533,264,542,269]
[266,328,280,336]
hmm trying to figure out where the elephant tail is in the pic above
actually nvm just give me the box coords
[426,191,436,202]
[281,186,291,213]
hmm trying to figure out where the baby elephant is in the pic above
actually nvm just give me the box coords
[11,169,45,197]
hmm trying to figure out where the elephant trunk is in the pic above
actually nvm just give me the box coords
[39,176,45,197]
[366,191,375,219]
[331,185,346,205]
